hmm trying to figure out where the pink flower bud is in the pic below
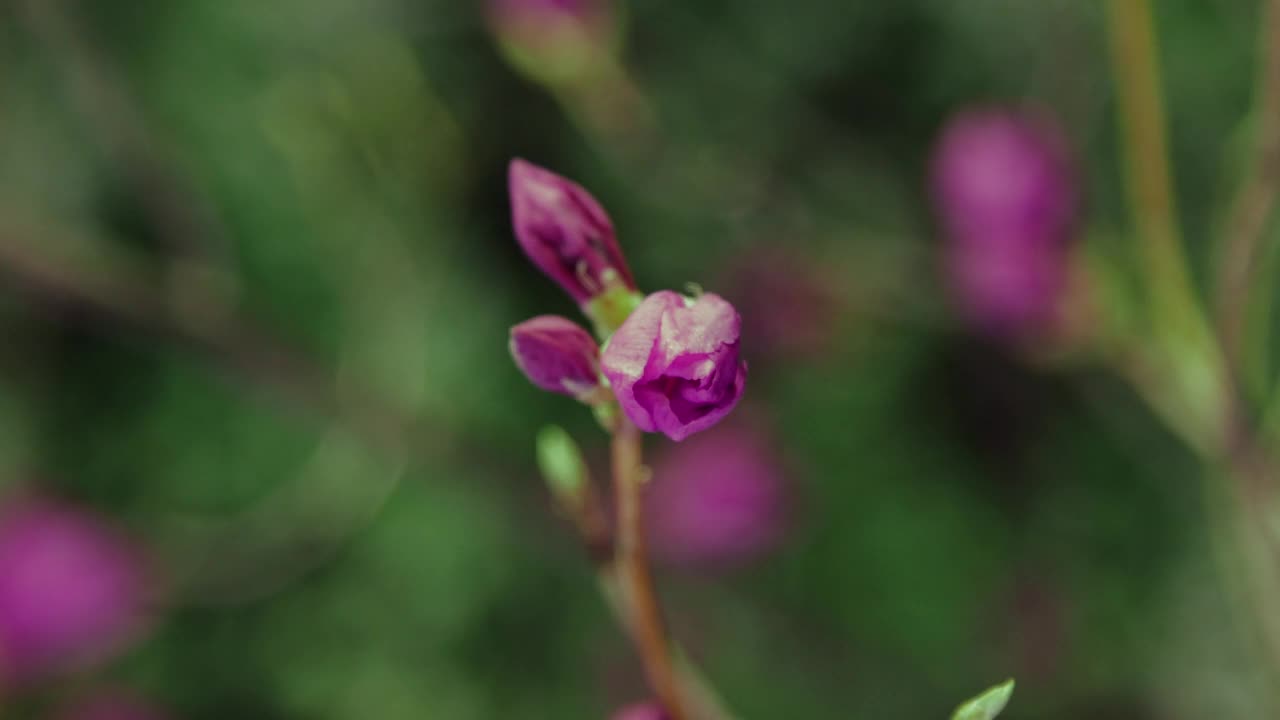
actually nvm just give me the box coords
[932,108,1077,339]
[509,159,636,305]
[646,424,787,568]
[0,498,153,685]
[610,701,669,720]
[600,291,747,441]
[510,315,602,400]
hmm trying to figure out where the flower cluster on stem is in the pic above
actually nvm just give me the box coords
[505,158,748,719]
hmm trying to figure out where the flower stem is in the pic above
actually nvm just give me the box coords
[1105,0,1229,448]
[595,571,738,720]
[612,418,687,720]
[1105,1,1280,706]
[1104,0,1197,327]
[1216,0,1280,384]
[1205,460,1280,714]
[546,426,736,720]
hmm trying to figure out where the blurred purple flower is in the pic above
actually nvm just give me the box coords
[932,108,1077,339]
[723,250,839,359]
[55,689,169,720]
[645,424,787,568]
[510,314,602,400]
[509,159,635,305]
[610,701,669,720]
[0,498,152,685]
[601,291,747,442]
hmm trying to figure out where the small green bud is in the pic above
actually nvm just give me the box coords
[536,425,589,511]
[951,679,1014,720]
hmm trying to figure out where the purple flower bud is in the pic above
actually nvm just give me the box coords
[510,315,602,400]
[509,159,636,305]
[0,498,152,685]
[610,702,669,720]
[931,108,1077,338]
[55,689,170,720]
[646,424,787,569]
[600,291,747,442]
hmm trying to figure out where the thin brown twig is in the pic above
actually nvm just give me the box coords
[611,419,686,720]
[594,572,737,720]
[566,472,614,568]
[1217,0,1280,373]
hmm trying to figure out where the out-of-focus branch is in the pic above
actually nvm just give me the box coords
[1101,3,1280,702]
[11,0,507,605]
[19,0,237,274]
[1106,0,1231,454]
[1105,0,1199,330]
[1217,0,1280,386]
[0,217,434,463]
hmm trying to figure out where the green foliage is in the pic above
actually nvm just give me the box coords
[0,0,1266,718]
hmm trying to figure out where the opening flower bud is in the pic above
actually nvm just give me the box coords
[508,159,637,306]
[509,315,604,402]
[600,291,747,441]
[931,108,1077,340]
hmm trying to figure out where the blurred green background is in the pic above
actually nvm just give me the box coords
[0,0,1272,718]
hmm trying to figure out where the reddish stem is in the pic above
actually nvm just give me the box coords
[612,419,686,720]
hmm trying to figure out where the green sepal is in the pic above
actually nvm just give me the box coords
[951,679,1014,720]
[584,282,644,339]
